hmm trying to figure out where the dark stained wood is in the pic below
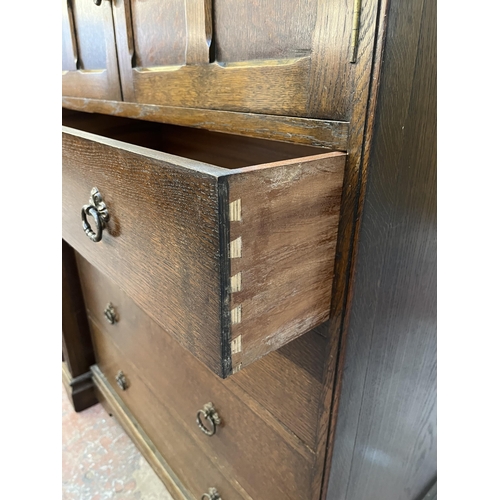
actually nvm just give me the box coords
[81,264,315,499]
[62,126,224,376]
[306,0,386,497]
[228,329,328,450]
[62,239,97,412]
[62,0,121,100]
[62,97,350,149]
[108,0,376,120]
[326,0,436,497]
[59,1,436,498]
[62,113,346,378]
[92,364,243,500]
[307,0,379,120]
[130,0,186,67]
[213,0,316,62]
[75,242,331,450]
[316,0,392,496]
[62,362,96,412]
[185,0,213,64]
[110,0,135,100]
[227,153,345,372]
[122,57,312,116]
[62,239,95,378]
[78,252,314,456]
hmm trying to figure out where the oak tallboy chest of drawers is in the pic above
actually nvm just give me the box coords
[62,1,437,499]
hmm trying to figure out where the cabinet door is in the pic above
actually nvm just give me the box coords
[62,0,121,100]
[113,0,357,120]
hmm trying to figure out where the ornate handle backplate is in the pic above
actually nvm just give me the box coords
[196,402,221,436]
[104,303,117,324]
[115,371,127,391]
[201,487,221,500]
[81,187,109,243]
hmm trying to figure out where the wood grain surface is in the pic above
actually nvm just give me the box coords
[62,239,97,412]
[93,366,194,500]
[326,0,436,497]
[62,239,95,378]
[213,0,316,62]
[81,261,315,499]
[130,0,187,67]
[62,0,121,100]
[61,98,349,149]
[228,326,329,450]
[92,332,250,500]
[63,114,346,378]
[306,0,384,496]
[62,126,225,375]
[106,0,372,121]
[57,0,418,497]
[185,0,213,64]
[227,153,345,372]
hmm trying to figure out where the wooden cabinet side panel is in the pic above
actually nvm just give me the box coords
[326,0,436,497]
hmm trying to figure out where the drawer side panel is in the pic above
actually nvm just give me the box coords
[227,152,346,372]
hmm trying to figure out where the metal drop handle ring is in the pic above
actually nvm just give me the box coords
[201,487,221,500]
[81,187,109,243]
[196,402,221,437]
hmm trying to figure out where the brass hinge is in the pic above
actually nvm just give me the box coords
[350,0,362,63]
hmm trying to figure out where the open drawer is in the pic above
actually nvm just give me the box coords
[62,110,346,378]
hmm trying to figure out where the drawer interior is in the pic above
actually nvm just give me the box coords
[62,108,331,170]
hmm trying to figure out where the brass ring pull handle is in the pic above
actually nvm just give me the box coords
[115,371,127,391]
[196,402,221,436]
[81,187,109,242]
[104,303,117,324]
[201,487,221,500]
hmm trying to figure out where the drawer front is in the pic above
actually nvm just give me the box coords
[62,126,225,376]
[89,319,248,500]
[78,255,316,500]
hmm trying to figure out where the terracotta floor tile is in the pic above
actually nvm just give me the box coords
[62,385,174,500]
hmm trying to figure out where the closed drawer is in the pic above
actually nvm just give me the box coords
[78,254,316,500]
[89,320,247,500]
[63,110,346,378]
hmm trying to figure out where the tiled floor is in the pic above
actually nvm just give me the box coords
[62,385,174,500]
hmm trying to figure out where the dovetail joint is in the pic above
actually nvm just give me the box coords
[230,272,242,293]
[229,199,241,221]
[230,237,242,258]
[231,305,242,325]
[231,335,242,354]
